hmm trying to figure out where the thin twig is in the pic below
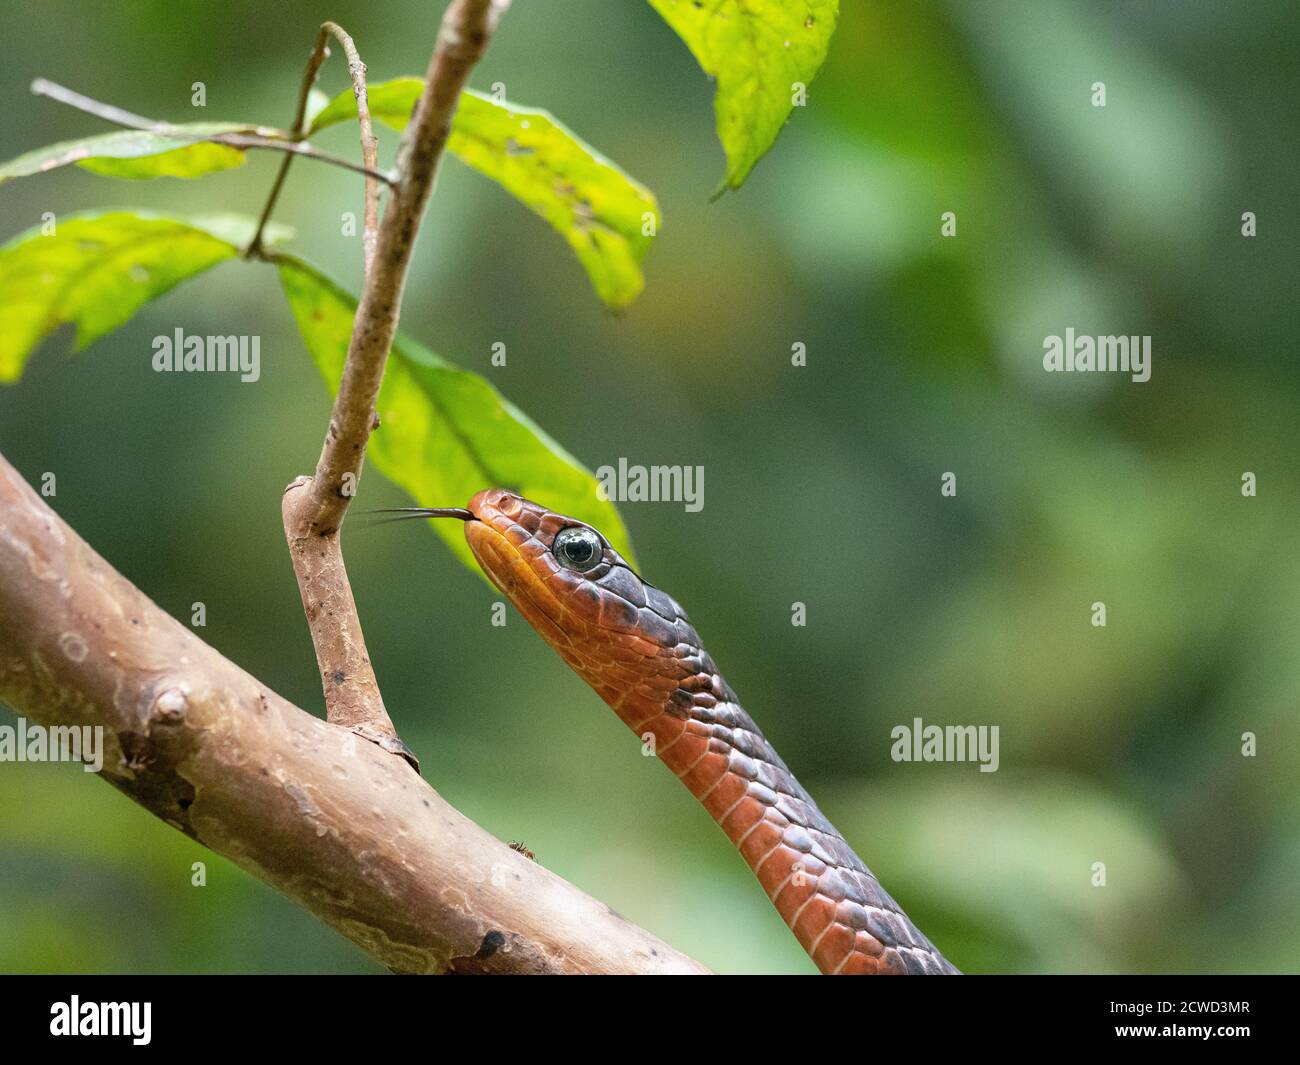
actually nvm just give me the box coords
[246,23,381,266]
[305,0,513,535]
[245,30,334,259]
[30,77,394,187]
[281,0,511,758]
[213,133,393,184]
[30,77,157,128]
[321,22,382,276]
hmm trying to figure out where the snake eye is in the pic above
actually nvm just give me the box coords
[552,526,603,572]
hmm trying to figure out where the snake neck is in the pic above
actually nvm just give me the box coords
[483,515,958,973]
[463,493,954,972]
[578,637,958,975]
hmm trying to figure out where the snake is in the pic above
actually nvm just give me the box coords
[393,489,958,975]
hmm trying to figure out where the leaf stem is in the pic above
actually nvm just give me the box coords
[29,77,394,189]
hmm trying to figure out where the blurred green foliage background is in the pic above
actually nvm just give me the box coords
[1,0,1296,974]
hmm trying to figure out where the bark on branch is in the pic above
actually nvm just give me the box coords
[282,0,508,756]
[0,451,708,974]
[1,0,702,976]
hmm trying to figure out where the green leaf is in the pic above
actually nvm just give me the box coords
[0,211,290,382]
[276,255,636,571]
[0,124,266,184]
[79,142,246,180]
[308,77,424,135]
[648,0,840,192]
[311,81,658,308]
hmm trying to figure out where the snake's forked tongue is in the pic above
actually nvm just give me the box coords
[366,507,474,524]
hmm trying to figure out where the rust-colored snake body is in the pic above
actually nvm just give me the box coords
[431,489,957,974]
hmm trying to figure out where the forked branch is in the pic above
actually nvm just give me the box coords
[0,453,707,974]
[0,0,706,975]
[281,0,508,758]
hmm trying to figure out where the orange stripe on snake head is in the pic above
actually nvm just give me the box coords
[461,489,669,676]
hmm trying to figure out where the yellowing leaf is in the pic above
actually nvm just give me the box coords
[0,124,265,184]
[277,255,636,571]
[311,81,658,308]
[648,0,839,192]
[0,211,288,382]
[79,142,246,180]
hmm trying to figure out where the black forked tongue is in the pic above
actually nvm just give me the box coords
[366,506,474,524]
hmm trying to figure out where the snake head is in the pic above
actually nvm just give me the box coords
[461,489,699,674]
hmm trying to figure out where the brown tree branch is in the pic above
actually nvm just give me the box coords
[0,451,708,974]
[281,0,508,755]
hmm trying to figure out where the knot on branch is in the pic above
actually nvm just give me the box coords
[151,686,189,724]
